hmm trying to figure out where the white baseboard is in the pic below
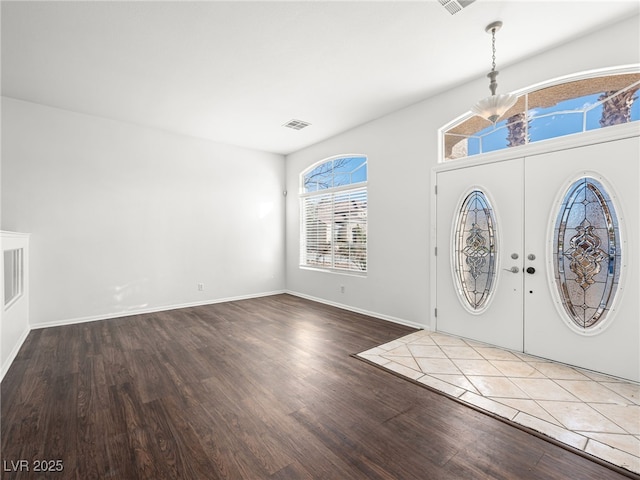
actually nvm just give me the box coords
[29,290,287,330]
[1,325,30,382]
[285,290,427,330]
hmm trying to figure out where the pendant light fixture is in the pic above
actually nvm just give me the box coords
[471,21,517,124]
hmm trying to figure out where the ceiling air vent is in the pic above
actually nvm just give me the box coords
[283,119,311,130]
[439,0,476,15]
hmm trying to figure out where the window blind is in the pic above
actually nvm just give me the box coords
[301,187,367,272]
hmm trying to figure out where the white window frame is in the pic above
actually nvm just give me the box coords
[300,154,368,275]
[4,248,24,310]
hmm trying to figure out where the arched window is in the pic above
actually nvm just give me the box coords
[442,69,640,161]
[300,155,367,273]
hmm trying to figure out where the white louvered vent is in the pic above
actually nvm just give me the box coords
[283,119,311,130]
[438,0,476,15]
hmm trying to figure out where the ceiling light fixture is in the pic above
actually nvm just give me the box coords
[471,21,517,124]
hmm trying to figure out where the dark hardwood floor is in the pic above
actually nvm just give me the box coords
[1,294,633,479]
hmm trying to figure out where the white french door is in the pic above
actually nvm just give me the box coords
[523,137,639,382]
[435,159,524,352]
[435,136,639,382]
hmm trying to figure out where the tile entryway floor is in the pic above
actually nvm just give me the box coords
[357,329,640,475]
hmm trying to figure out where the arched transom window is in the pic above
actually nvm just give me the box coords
[442,71,640,161]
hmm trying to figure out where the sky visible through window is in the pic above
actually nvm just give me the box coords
[467,93,640,156]
[303,156,367,193]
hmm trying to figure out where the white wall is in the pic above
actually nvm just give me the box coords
[285,15,640,329]
[1,98,286,327]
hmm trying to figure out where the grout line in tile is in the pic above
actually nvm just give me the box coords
[589,403,639,436]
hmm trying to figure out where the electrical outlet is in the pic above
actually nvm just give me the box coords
[197,283,204,291]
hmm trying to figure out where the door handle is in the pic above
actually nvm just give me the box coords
[504,266,519,273]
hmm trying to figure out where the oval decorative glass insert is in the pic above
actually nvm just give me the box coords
[553,177,621,330]
[454,190,497,311]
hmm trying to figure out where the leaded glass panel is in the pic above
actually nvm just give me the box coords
[454,190,497,311]
[553,177,621,330]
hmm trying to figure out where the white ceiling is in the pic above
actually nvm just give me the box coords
[2,1,638,155]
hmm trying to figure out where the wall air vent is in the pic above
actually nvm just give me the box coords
[283,119,311,130]
[438,0,476,15]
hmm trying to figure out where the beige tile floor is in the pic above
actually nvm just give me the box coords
[358,329,640,475]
